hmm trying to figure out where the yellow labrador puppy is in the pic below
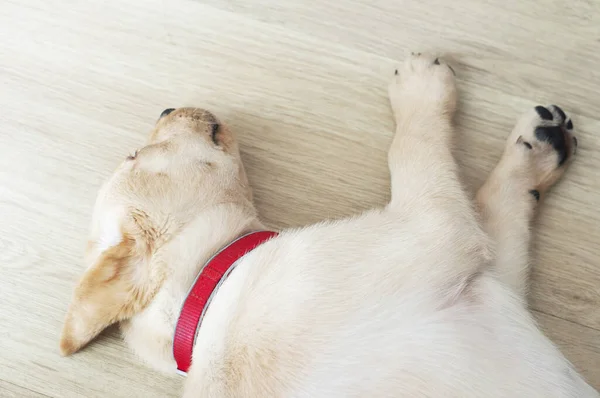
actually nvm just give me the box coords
[60,54,597,397]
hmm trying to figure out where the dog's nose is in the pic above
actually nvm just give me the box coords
[160,108,176,118]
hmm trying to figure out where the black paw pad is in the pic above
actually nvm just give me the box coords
[535,106,553,121]
[550,105,566,123]
[529,190,540,201]
[535,125,568,165]
[566,119,573,130]
[434,58,440,65]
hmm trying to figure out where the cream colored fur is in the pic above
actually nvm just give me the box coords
[60,54,598,397]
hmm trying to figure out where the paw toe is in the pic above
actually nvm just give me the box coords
[535,105,554,121]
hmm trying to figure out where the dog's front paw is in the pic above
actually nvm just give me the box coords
[508,105,577,199]
[389,53,457,121]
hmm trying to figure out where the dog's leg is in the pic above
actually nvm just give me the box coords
[387,53,464,210]
[476,105,576,298]
[387,54,494,288]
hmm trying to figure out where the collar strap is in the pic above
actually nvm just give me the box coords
[172,230,278,374]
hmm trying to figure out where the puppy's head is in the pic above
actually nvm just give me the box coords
[59,108,255,358]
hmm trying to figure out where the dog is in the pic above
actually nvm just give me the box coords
[59,54,598,397]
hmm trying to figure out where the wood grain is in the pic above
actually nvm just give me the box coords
[0,0,598,395]
[0,381,51,398]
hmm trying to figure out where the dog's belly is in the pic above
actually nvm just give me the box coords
[286,274,590,397]
[191,209,594,397]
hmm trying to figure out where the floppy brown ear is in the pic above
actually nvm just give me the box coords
[59,234,152,356]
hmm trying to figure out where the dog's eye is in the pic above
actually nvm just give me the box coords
[210,123,219,145]
[127,150,139,161]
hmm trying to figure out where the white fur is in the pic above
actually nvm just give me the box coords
[96,210,123,253]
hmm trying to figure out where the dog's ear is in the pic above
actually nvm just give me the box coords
[59,233,153,356]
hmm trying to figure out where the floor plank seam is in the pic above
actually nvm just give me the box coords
[532,308,600,333]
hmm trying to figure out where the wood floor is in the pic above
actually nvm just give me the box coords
[1,0,599,396]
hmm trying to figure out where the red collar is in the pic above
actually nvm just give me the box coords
[172,230,278,374]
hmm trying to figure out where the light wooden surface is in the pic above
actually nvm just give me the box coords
[1,0,599,396]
